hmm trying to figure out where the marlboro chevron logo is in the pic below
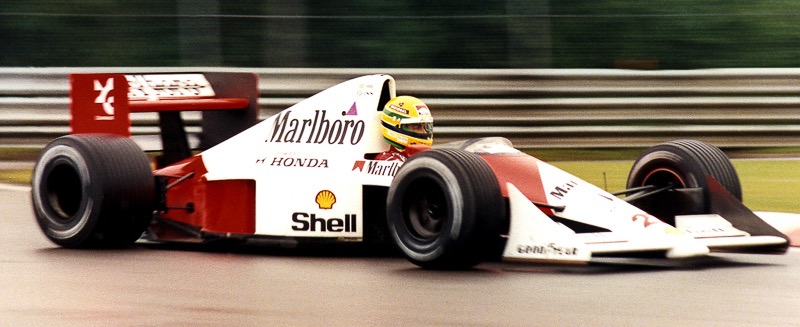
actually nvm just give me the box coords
[351,160,401,177]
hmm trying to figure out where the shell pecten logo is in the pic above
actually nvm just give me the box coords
[315,190,336,209]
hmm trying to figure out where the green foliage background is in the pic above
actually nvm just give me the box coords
[1,1,799,68]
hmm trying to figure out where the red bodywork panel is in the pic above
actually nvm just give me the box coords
[152,156,256,240]
[479,154,554,215]
[404,144,430,157]
[128,98,250,112]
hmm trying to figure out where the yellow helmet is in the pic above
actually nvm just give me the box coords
[381,96,434,149]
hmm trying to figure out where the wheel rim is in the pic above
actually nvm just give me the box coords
[640,167,686,189]
[44,162,83,220]
[404,178,448,241]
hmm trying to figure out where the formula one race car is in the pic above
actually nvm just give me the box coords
[30,73,790,269]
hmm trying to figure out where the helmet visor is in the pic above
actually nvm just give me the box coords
[403,122,432,136]
[400,119,433,140]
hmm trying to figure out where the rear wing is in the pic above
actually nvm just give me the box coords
[70,72,259,167]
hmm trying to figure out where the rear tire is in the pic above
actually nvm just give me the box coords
[386,149,505,269]
[31,134,155,248]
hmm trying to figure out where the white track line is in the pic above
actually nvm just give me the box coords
[0,183,31,192]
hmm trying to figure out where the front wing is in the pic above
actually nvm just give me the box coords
[502,183,789,264]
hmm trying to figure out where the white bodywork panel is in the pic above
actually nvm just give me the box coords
[199,75,397,238]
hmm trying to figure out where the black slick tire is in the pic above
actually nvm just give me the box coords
[31,134,155,248]
[386,148,505,270]
[626,139,742,215]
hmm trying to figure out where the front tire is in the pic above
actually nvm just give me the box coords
[626,140,741,222]
[31,134,155,248]
[386,149,505,269]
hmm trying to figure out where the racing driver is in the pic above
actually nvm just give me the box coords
[375,95,434,161]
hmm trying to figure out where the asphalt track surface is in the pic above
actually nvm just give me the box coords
[3,185,800,326]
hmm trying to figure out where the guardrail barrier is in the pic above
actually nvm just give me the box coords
[2,67,799,149]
